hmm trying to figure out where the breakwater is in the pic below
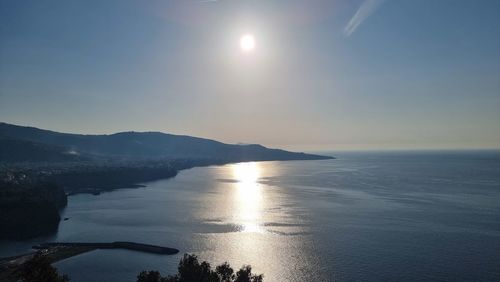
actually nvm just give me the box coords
[33,241,179,255]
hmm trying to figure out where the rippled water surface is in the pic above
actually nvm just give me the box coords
[2,151,500,281]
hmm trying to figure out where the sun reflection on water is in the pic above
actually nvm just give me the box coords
[232,162,264,233]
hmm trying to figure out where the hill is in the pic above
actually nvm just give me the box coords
[0,138,88,163]
[0,122,332,162]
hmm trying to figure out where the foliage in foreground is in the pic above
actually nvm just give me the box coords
[18,253,70,282]
[13,252,261,282]
[137,254,263,282]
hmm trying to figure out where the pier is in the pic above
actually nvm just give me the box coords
[33,241,179,255]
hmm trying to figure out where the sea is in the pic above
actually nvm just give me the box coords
[1,151,499,281]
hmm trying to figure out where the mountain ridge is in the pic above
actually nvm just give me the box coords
[0,122,333,162]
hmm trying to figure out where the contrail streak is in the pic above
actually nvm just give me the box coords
[344,0,385,36]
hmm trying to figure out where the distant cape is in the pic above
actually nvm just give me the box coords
[0,122,333,163]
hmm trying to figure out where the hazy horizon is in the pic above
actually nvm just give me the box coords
[2,121,500,152]
[1,0,499,151]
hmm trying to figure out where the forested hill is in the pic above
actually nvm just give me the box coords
[0,122,332,162]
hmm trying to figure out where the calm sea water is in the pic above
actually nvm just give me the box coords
[1,151,500,281]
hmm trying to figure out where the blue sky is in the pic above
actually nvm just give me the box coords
[1,0,499,150]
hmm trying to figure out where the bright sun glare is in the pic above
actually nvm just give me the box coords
[232,162,264,233]
[240,34,255,52]
[233,162,259,184]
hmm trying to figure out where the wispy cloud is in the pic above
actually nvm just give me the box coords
[344,0,385,36]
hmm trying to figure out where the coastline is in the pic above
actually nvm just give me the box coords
[1,157,335,240]
[0,242,179,282]
[62,157,334,196]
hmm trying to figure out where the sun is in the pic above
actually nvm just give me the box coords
[240,34,255,52]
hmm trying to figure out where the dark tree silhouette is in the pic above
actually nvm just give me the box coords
[215,262,235,282]
[137,270,164,282]
[18,254,70,282]
[176,254,219,282]
[137,254,263,282]
[235,266,263,282]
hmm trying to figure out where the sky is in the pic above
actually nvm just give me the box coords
[1,0,499,151]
